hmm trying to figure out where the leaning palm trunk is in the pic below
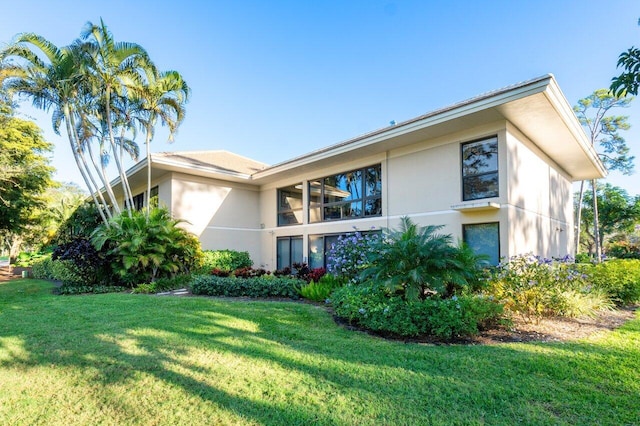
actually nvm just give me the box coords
[118,126,136,211]
[85,137,120,212]
[104,89,134,213]
[62,104,109,225]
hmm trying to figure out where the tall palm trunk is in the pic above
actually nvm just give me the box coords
[145,126,152,217]
[575,180,585,254]
[62,104,109,225]
[591,179,602,262]
[104,88,134,214]
[86,137,120,211]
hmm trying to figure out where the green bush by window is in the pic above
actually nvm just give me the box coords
[582,259,640,305]
[190,275,302,299]
[331,284,503,340]
[199,250,252,273]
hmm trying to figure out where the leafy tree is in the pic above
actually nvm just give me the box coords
[359,217,485,301]
[573,89,634,260]
[611,18,640,96]
[579,184,640,253]
[0,96,54,257]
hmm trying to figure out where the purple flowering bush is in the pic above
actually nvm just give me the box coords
[326,230,380,283]
[488,253,613,322]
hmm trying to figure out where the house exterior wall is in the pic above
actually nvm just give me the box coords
[505,123,574,258]
[153,122,576,268]
[169,172,263,263]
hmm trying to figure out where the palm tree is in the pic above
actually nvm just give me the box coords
[0,33,110,224]
[133,69,190,215]
[79,19,154,211]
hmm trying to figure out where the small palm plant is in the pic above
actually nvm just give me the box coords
[92,207,203,285]
[360,217,484,301]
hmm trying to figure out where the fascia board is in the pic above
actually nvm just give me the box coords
[543,78,607,178]
[253,76,553,181]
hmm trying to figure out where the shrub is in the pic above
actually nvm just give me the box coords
[190,275,303,299]
[326,230,380,282]
[52,238,113,286]
[291,263,326,283]
[92,207,204,286]
[360,217,486,300]
[582,259,640,305]
[299,274,344,302]
[488,253,608,322]
[58,285,128,295]
[200,250,252,273]
[331,284,503,340]
[133,274,193,294]
[232,266,269,278]
[606,241,640,260]
[14,251,49,267]
[31,254,54,279]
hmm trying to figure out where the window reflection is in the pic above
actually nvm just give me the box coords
[309,164,382,223]
[462,137,499,201]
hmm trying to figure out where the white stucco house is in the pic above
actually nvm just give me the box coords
[111,74,605,269]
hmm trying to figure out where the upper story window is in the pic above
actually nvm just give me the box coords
[461,136,499,201]
[277,184,303,226]
[309,164,382,223]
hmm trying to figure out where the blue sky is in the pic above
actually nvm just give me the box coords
[1,0,639,194]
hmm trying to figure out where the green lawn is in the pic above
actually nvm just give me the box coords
[0,279,638,425]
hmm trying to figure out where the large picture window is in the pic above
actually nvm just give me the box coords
[461,137,498,201]
[309,164,382,223]
[277,236,303,270]
[463,222,500,266]
[277,184,303,226]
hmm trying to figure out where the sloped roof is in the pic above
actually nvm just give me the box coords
[153,150,268,176]
[117,74,605,190]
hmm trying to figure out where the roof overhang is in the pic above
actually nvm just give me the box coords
[252,74,606,183]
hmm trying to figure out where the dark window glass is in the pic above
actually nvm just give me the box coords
[149,186,159,208]
[309,164,382,223]
[463,223,500,266]
[277,184,303,226]
[126,192,145,211]
[277,236,303,270]
[462,137,499,201]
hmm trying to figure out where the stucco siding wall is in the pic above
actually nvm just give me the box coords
[505,125,574,257]
[169,173,262,261]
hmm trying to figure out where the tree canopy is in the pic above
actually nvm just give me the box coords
[577,184,640,252]
[611,18,640,96]
[0,97,54,235]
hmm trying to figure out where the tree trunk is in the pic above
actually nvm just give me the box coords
[63,105,109,226]
[575,180,585,255]
[591,179,602,263]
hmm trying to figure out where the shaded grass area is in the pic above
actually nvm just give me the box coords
[0,279,639,425]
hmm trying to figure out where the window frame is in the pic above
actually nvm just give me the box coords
[309,164,382,223]
[462,222,501,266]
[276,236,303,270]
[461,136,499,201]
[277,184,304,227]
